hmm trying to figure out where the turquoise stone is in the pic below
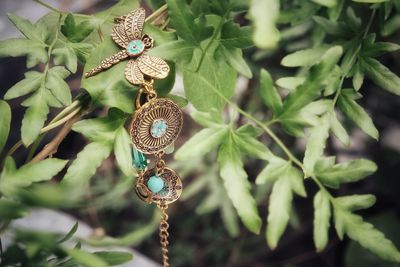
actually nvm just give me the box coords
[131,147,147,170]
[127,40,145,56]
[150,119,168,138]
[147,175,165,193]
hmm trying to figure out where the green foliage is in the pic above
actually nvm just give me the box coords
[1,0,400,265]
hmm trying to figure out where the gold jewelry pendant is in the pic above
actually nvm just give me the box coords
[85,7,183,267]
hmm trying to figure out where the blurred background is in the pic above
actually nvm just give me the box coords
[1,0,400,267]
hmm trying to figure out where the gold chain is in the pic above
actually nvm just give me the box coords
[157,202,170,267]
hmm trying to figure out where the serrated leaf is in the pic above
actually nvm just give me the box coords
[46,67,72,106]
[0,100,11,153]
[62,142,112,188]
[335,194,376,211]
[333,207,400,262]
[166,0,212,44]
[4,71,43,100]
[0,39,47,67]
[0,157,67,194]
[7,13,42,41]
[233,130,274,161]
[182,47,236,111]
[175,126,229,160]
[338,89,379,140]
[362,42,400,57]
[220,21,252,48]
[313,190,331,252]
[21,96,49,146]
[360,57,400,96]
[217,45,252,78]
[303,114,330,173]
[218,135,262,234]
[255,158,289,185]
[316,159,377,188]
[279,46,342,117]
[52,46,78,73]
[266,176,293,249]
[61,13,96,43]
[114,127,133,176]
[259,69,282,114]
[249,0,280,49]
[281,46,330,67]
[329,111,350,146]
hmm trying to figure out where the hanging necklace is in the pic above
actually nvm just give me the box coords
[85,8,183,267]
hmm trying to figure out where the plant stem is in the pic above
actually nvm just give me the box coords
[146,4,168,23]
[32,0,62,14]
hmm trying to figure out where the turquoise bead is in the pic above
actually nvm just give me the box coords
[151,119,168,138]
[147,175,165,193]
[127,40,145,56]
[131,147,147,170]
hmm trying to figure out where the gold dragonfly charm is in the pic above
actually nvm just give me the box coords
[85,8,170,85]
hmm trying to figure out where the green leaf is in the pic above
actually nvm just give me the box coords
[52,46,78,73]
[338,89,379,140]
[279,46,342,117]
[335,194,376,211]
[46,67,71,106]
[276,77,305,91]
[259,69,282,114]
[175,126,229,160]
[313,16,346,36]
[287,165,307,197]
[281,46,330,67]
[58,222,79,243]
[4,71,42,100]
[71,110,126,145]
[315,159,377,188]
[0,157,67,194]
[360,57,400,96]
[381,15,400,36]
[0,39,47,67]
[361,42,400,57]
[333,207,400,262]
[329,111,350,146]
[148,40,196,62]
[81,37,137,113]
[0,199,28,219]
[266,176,293,249]
[218,134,262,234]
[303,114,330,173]
[312,0,336,7]
[313,190,331,252]
[0,100,11,153]
[65,249,108,267]
[255,158,289,185]
[233,130,274,161]
[61,13,96,43]
[182,47,236,111]
[220,21,252,49]
[217,45,252,78]
[191,109,224,128]
[62,142,112,188]
[166,0,212,44]
[93,251,133,266]
[7,13,42,41]
[21,96,49,146]
[248,0,280,49]
[114,127,133,176]
[352,63,364,91]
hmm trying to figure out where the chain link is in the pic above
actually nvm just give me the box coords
[157,202,170,267]
[155,151,165,176]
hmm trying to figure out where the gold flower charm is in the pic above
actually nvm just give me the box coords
[85,8,170,84]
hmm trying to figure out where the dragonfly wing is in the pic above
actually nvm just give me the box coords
[125,59,144,85]
[137,54,170,80]
[124,8,145,41]
[111,23,129,48]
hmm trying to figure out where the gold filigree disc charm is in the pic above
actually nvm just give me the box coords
[130,98,183,154]
[135,167,183,204]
